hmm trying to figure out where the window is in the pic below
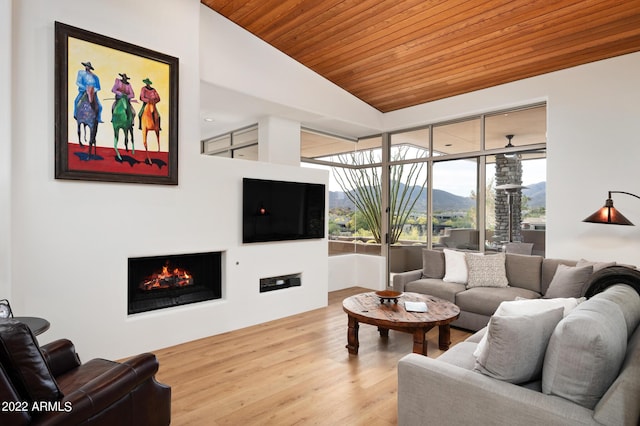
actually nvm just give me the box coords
[303,104,546,261]
[301,131,383,255]
[202,124,258,160]
[433,118,481,155]
[390,127,430,159]
[432,159,478,250]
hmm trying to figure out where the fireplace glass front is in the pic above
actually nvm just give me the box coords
[128,251,222,315]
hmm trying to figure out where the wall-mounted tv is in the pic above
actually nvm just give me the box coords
[242,178,326,243]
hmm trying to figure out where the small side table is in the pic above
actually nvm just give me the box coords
[13,316,50,336]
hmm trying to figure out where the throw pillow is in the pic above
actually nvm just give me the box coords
[542,298,627,409]
[472,297,582,359]
[0,320,63,404]
[465,252,508,289]
[591,284,640,338]
[421,249,445,279]
[544,264,594,299]
[474,307,564,384]
[508,297,583,317]
[442,249,468,284]
[576,258,616,272]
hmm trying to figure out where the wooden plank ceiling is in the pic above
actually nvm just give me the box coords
[202,0,640,113]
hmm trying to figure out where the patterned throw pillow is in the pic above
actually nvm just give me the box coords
[465,252,509,289]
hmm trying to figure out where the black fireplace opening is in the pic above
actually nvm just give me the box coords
[128,251,222,315]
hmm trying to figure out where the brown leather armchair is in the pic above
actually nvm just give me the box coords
[0,319,171,425]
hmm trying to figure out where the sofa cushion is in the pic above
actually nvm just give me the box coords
[464,327,486,344]
[443,249,468,284]
[593,324,640,425]
[576,258,616,272]
[544,264,593,299]
[455,287,541,317]
[542,298,627,409]
[54,358,119,394]
[404,279,465,304]
[421,249,445,279]
[474,307,563,384]
[437,341,478,370]
[591,284,640,338]
[473,297,583,359]
[541,259,578,294]
[0,319,63,404]
[505,253,543,293]
[465,252,509,289]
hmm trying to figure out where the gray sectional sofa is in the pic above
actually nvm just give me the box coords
[392,249,587,331]
[397,282,640,425]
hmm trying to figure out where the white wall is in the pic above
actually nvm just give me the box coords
[328,254,385,292]
[9,0,328,361]
[385,53,640,266]
[258,116,301,165]
[198,6,383,139]
[0,0,12,301]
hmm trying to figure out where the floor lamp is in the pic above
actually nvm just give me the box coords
[583,191,640,225]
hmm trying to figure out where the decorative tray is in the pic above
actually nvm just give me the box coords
[375,290,403,304]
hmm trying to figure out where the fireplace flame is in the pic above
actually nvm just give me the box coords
[139,261,194,291]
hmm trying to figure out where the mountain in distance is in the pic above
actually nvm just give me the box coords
[522,181,546,209]
[329,181,546,212]
[329,186,474,212]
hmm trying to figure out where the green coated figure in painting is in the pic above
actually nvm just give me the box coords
[111,73,136,160]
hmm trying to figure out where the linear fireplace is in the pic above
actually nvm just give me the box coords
[128,251,222,315]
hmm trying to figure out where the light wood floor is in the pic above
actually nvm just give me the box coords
[153,287,471,425]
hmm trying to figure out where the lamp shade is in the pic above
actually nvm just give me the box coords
[582,198,634,225]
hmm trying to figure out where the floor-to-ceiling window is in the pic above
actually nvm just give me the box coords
[386,131,429,272]
[301,103,546,283]
[484,105,547,255]
[302,131,384,256]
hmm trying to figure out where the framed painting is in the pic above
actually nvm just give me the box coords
[55,22,179,185]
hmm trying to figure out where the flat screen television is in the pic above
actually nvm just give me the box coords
[242,178,326,243]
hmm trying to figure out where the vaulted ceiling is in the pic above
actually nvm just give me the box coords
[202,0,640,113]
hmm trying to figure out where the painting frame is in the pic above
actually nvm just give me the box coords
[55,21,179,185]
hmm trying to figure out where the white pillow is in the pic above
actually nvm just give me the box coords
[507,297,584,317]
[465,252,508,289]
[442,249,469,284]
[473,297,583,359]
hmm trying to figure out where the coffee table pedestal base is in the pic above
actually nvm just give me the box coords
[346,315,360,354]
[345,316,452,357]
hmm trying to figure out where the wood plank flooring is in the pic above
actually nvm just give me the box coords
[153,287,471,425]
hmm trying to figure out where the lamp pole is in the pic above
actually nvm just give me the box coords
[496,183,527,243]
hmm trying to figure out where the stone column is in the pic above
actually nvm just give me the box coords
[493,155,523,243]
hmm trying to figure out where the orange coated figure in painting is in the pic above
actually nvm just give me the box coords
[138,78,162,164]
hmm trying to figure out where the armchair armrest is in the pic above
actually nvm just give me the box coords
[40,339,81,376]
[35,353,161,426]
[392,269,421,292]
[397,353,597,426]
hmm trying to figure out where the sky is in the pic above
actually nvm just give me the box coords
[304,157,546,198]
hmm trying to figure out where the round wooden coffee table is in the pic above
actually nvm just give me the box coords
[342,292,460,356]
